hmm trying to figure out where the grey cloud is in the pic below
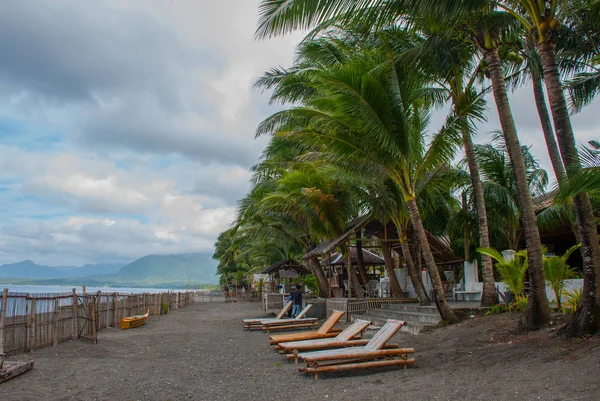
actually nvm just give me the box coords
[0,2,218,108]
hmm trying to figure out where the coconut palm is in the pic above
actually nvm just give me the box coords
[399,29,499,306]
[256,0,551,329]
[256,46,462,322]
[500,0,600,334]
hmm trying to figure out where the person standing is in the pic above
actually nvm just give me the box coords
[291,284,303,317]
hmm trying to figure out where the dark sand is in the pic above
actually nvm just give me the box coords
[1,301,599,400]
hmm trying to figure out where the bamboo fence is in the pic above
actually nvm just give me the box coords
[326,297,418,322]
[0,289,225,356]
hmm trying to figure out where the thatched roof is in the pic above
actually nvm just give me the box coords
[261,259,311,275]
[303,215,372,260]
[326,246,385,266]
[303,215,463,266]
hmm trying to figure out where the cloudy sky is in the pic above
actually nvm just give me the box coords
[0,1,597,266]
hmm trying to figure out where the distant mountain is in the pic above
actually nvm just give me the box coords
[114,253,218,285]
[55,263,124,278]
[0,260,65,279]
[0,253,218,286]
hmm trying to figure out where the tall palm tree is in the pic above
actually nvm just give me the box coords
[501,0,600,333]
[256,0,550,329]
[400,30,499,306]
[256,49,461,322]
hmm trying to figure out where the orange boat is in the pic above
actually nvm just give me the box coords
[120,310,150,330]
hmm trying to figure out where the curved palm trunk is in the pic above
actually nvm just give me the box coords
[462,127,497,306]
[484,48,550,328]
[355,232,370,286]
[538,42,600,334]
[532,76,584,255]
[306,256,329,297]
[380,239,404,298]
[405,198,457,323]
[399,236,430,305]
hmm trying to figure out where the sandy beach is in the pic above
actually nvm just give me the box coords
[1,301,599,401]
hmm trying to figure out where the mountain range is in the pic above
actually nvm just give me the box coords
[0,253,218,287]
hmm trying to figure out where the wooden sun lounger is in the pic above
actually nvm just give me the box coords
[279,319,373,359]
[269,310,346,345]
[260,305,318,332]
[296,319,415,379]
[242,301,292,330]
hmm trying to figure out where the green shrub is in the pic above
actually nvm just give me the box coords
[560,288,582,314]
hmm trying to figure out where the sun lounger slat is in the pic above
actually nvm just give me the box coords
[277,319,371,353]
[317,311,344,334]
[364,319,406,351]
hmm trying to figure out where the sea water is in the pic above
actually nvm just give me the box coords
[0,284,175,295]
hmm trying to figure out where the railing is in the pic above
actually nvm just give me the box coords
[326,298,418,322]
[0,288,211,356]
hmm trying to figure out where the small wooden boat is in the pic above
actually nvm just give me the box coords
[120,310,150,330]
[0,354,35,383]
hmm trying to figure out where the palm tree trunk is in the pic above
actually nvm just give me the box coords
[399,235,430,305]
[355,232,370,286]
[306,256,329,297]
[343,247,364,298]
[532,76,584,257]
[405,197,457,323]
[484,47,550,328]
[462,127,497,306]
[538,41,600,334]
[532,77,567,182]
[380,239,404,298]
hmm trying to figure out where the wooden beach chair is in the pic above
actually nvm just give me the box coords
[242,301,292,330]
[260,304,318,332]
[296,319,415,379]
[269,310,345,345]
[279,319,375,360]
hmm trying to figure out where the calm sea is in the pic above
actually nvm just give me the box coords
[0,284,175,295]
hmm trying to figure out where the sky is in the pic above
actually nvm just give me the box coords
[0,1,597,266]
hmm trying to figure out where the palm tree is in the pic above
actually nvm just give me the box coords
[501,0,600,333]
[400,30,499,306]
[256,0,550,329]
[256,47,461,322]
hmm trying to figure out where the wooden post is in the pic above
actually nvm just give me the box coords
[96,291,102,330]
[53,297,59,346]
[104,293,109,329]
[30,297,36,352]
[90,296,97,344]
[72,289,78,339]
[0,288,8,355]
[113,293,119,327]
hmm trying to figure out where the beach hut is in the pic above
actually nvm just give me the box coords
[304,215,463,300]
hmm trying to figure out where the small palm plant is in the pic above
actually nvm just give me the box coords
[477,247,528,301]
[543,244,581,310]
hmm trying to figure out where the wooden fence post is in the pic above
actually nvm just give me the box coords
[53,297,59,346]
[29,297,36,352]
[113,293,119,327]
[90,296,97,344]
[0,288,8,355]
[72,289,78,339]
[96,291,102,330]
